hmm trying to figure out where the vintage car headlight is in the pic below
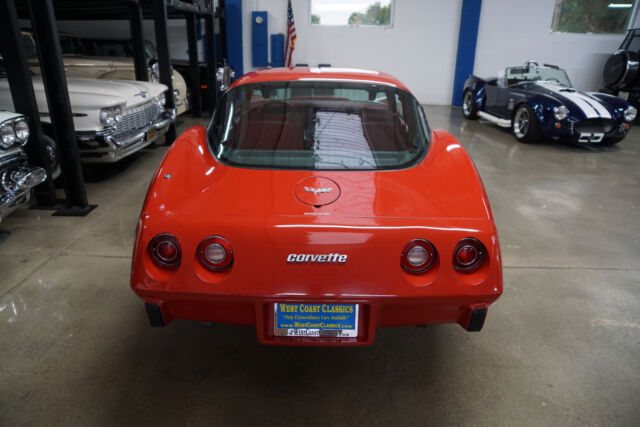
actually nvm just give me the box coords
[553,105,569,121]
[0,123,17,149]
[114,106,123,123]
[172,89,180,103]
[99,108,116,126]
[624,106,637,122]
[157,93,166,107]
[14,119,30,145]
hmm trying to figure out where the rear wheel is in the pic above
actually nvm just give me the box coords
[512,104,542,143]
[462,90,478,119]
[43,135,61,180]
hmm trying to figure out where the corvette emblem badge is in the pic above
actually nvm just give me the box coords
[303,186,332,195]
[295,177,340,206]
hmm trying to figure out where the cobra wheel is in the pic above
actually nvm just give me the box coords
[512,104,542,143]
[462,90,478,119]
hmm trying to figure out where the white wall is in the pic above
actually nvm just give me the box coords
[473,0,625,92]
[43,0,628,104]
[243,0,462,105]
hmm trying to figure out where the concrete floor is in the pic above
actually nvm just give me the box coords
[1,107,639,425]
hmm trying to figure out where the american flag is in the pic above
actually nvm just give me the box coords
[284,0,296,67]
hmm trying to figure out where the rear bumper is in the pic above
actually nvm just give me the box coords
[136,291,498,346]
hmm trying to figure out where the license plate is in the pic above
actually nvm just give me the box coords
[273,303,358,338]
[147,128,158,140]
[618,91,629,100]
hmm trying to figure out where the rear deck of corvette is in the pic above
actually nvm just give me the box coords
[131,68,503,346]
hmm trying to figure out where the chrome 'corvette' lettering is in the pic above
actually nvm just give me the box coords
[286,253,348,264]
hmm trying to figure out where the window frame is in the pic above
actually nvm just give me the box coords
[550,0,637,35]
[308,0,395,28]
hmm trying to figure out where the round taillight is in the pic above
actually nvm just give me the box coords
[401,239,436,274]
[453,238,486,273]
[148,233,181,269]
[198,236,233,271]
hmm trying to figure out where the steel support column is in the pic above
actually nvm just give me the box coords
[218,0,228,62]
[28,0,95,216]
[205,9,218,115]
[153,0,177,144]
[129,1,148,82]
[186,12,202,116]
[0,0,57,207]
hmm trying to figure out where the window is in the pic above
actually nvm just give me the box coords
[92,40,132,58]
[551,0,636,34]
[144,41,158,60]
[208,81,430,170]
[621,28,640,51]
[21,35,38,60]
[310,0,393,27]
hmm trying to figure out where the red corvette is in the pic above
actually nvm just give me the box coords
[130,67,503,346]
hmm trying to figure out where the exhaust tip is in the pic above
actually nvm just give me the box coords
[466,307,487,332]
[145,303,165,327]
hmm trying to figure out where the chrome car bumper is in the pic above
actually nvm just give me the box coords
[564,119,628,144]
[77,108,176,164]
[0,153,48,223]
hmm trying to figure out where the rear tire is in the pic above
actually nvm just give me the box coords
[512,104,542,143]
[462,90,478,119]
[43,135,61,180]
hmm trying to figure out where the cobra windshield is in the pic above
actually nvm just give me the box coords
[207,81,430,170]
[506,64,572,87]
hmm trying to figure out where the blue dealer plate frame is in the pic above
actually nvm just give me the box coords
[273,303,359,338]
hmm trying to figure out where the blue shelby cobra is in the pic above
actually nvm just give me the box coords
[462,61,637,145]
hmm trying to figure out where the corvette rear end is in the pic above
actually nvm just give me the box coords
[130,68,502,346]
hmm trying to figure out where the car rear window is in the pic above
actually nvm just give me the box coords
[207,81,430,170]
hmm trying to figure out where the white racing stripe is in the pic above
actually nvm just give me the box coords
[536,82,611,119]
[573,92,612,118]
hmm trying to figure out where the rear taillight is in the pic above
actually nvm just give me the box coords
[148,233,181,269]
[401,239,437,274]
[453,238,486,273]
[198,236,233,271]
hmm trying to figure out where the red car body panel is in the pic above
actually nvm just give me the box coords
[130,68,502,346]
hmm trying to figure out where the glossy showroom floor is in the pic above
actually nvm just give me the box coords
[1,107,639,425]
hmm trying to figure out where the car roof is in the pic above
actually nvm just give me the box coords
[231,67,410,91]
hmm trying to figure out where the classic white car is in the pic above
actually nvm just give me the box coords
[22,32,189,116]
[0,59,175,164]
[0,111,47,222]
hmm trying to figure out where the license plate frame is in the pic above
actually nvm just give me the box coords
[273,303,359,338]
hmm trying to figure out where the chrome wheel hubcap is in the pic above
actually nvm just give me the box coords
[463,92,473,116]
[514,108,529,137]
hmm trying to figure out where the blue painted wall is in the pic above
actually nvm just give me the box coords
[451,0,482,106]
[226,0,244,78]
